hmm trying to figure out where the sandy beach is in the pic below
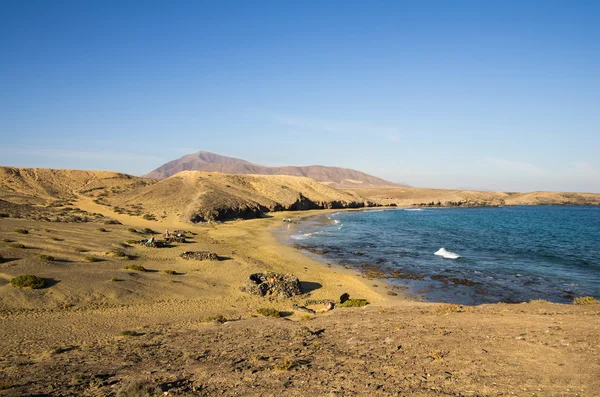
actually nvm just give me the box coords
[1,199,599,396]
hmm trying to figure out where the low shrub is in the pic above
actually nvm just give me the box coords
[573,296,599,305]
[203,314,227,323]
[273,359,295,371]
[84,256,101,262]
[106,250,127,258]
[14,229,28,234]
[3,238,14,243]
[299,314,314,321]
[10,274,45,289]
[434,304,467,314]
[39,254,55,261]
[123,264,146,271]
[256,307,281,317]
[127,228,137,233]
[338,299,369,308]
[163,269,177,275]
[9,243,25,249]
[142,228,154,234]
[110,277,122,282]
[44,228,52,232]
[119,330,143,337]
[50,237,63,241]
[97,227,107,232]
[74,247,88,252]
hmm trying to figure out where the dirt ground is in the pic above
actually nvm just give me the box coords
[1,201,599,396]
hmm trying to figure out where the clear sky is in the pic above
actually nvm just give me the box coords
[1,1,599,192]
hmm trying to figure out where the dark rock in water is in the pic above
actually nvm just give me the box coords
[245,272,302,299]
[180,251,220,261]
[339,293,350,304]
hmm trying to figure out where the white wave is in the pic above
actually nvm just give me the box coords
[434,248,461,259]
[365,209,384,212]
[304,231,324,237]
[404,208,423,211]
[289,234,308,240]
[333,219,341,224]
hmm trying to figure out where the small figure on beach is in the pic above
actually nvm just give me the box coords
[164,229,170,238]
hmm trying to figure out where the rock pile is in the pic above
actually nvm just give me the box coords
[180,251,220,261]
[243,272,302,299]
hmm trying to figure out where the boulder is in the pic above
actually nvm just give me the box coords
[244,272,302,299]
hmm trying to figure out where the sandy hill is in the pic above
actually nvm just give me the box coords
[109,171,374,222]
[145,151,401,188]
[346,187,600,207]
[0,167,156,204]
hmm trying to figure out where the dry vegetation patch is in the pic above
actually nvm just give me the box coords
[338,299,369,308]
[123,264,146,272]
[573,296,599,305]
[256,307,281,317]
[10,274,45,289]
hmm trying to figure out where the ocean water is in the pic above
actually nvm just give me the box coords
[282,206,600,304]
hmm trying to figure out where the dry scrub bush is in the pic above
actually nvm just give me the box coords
[338,299,369,308]
[85,256,101,262]
[573,296,599,305]
[123,264,146,271]
[9,243,25,248]
[435,304,467,314]
[256,307,281,317]
[163,269,177,275]
[203,314,227,323]
[10,274,45,289]
[14,229,28,234]
[39,254,55,261]
[116,381,162,397]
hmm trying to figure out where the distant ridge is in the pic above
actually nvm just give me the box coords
[144,151,403,188]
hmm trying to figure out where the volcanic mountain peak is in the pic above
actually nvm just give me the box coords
[145,151,402,188]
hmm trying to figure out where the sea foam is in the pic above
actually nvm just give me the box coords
[434,248,461,259]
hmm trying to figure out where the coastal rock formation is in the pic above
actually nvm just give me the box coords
[244,272,303,299]
[180,251,221,261]
[110,171,376,223]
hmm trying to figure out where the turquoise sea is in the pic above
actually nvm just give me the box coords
[283,206,600,304]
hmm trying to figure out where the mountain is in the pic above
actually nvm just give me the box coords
[144,151,402,188]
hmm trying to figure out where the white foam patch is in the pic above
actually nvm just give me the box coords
[404,208,423,211]
[434,248,461,259]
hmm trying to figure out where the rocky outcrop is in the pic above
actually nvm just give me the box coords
[243,272,303,299]
[180,251,221,261]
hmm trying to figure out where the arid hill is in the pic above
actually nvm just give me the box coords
[107,171,375,222]
[346,186,600,207]
[145,151,401,188]
[0,167,155,204]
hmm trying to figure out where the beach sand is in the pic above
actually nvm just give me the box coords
[0,202,598,396]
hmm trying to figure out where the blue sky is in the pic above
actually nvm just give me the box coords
[1,1,599,192]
